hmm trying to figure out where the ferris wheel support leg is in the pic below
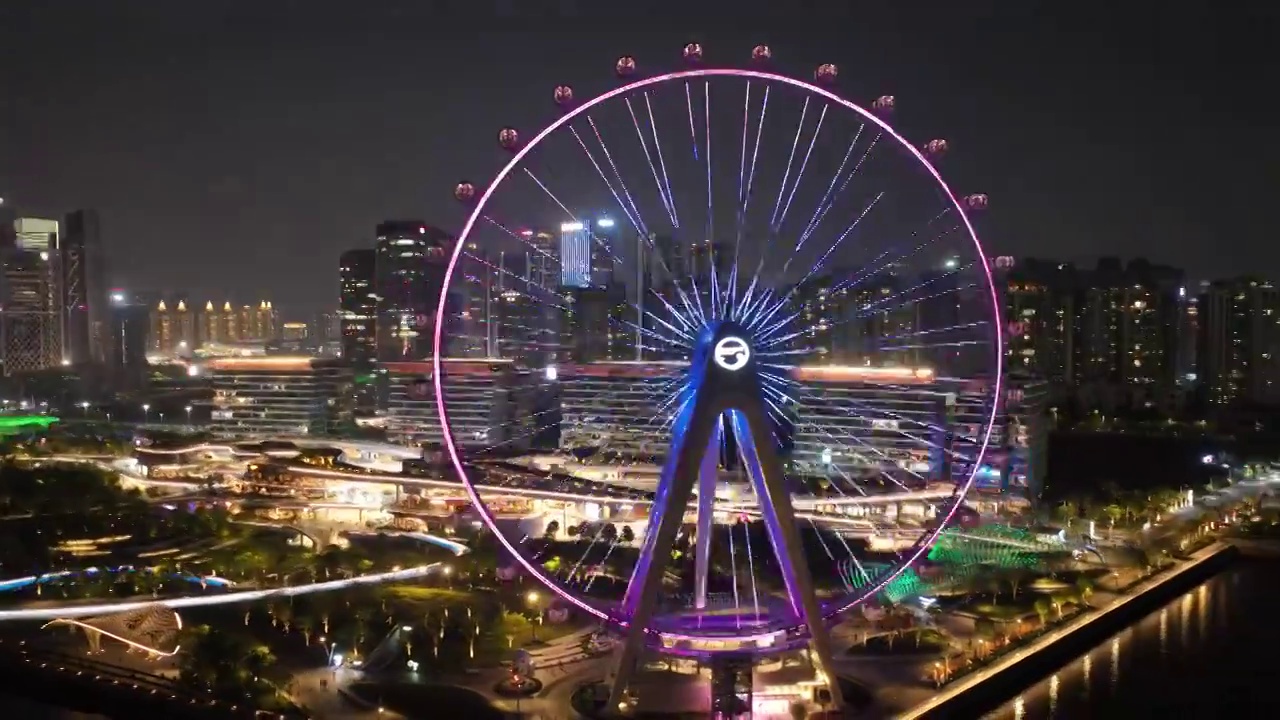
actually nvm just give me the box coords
[607,408,720,713]
[729,408,846,711]
[694,424,721,611]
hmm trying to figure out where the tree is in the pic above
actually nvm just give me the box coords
[1054,500,1078,529]
[1033,597,1051,625]
[1102,504,1124,537]
[1075,576,1094,605]
[601,523,619,543]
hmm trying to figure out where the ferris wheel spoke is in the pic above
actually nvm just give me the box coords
[796,126,862,249]
[703,80,713,243]
[742,85,770,216]
[644,92,680,229]
[801,132,883,249]
[768,97,810,232]
[835,213,958,292]
[789,190,884,283]
[852,266,976,319]
[684,81,699,162]
[480,216,560,268]
[623,97,677,228]
[522,168,579,223]
[567,125,644,236]
[586,115,650,237]
[776,103,828,235]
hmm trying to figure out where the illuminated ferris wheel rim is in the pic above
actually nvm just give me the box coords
[432,64,1005,638]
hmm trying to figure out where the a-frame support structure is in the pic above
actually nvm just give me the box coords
[606,324,844,713]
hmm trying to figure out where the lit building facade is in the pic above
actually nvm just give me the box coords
[561,286,632,362]
[557,362,1048,500]
[790,367,1050,500]
[207,357,353,437]
[1197,277,1280,407]
[558,361,686,457]
[107,290,149,378]
[61,209,106,365]
[339,247,377,411]
[559,221,592,288]
[383,360,534,450]
[2,217,63,373]
[375,222,452,361]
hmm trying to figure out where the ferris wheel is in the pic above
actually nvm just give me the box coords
[432,43,1002,709]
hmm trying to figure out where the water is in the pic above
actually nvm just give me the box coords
[986,560,1280,718]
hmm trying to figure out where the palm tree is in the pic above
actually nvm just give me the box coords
[1102,504,1124,538]
[297,614,315,646]
[1033,598,1051,626]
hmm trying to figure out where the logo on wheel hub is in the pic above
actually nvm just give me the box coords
[713,336,751,371]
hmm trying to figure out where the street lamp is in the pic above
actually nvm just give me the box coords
[78,401,90,418]
[525,591,542,642]
[142,403,151,423]
[185,405,193,425]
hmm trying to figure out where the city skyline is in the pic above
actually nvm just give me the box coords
[1,3,1274,316]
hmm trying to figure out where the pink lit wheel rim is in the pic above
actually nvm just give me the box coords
[434,62,1003,645]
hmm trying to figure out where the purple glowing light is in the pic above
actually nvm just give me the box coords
[433,66,1004,641]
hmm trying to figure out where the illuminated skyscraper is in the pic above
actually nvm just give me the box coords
[2,217,63,373]
[339,249,376,363]
[374,221,452,361]
[61,209,105,365]
[559,221,592,288]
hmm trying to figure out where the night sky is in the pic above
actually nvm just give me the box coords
[1,0,1275,318]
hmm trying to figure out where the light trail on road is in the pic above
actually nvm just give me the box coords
[0,564,452,622]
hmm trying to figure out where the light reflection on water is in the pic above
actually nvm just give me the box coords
[984,561,1277,719]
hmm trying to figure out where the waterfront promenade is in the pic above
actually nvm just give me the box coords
[898,541,1233,719]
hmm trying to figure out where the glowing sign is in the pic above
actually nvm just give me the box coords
[713,336,750,371]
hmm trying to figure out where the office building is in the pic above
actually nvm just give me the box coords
[384,359,534,450]
[559,221,592,288]
[61,209,106,365]
[339,248,377,361]
[107,290,149,379]
[207,356,353,437]
[2,217,63,373]
[375,222,452,361]
[562,286,632,362]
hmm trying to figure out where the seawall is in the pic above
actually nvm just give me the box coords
[899,542,1237,719]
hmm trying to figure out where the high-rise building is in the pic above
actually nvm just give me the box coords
[149,300,173,354]
[173,300,196,354]
[375,222,452,361]
[339,249,377,362]
[107,290,149,378]
[562,286,631,362]
[559,221,592,288]
[2,217,63,373]
[200,301,221,345]
[1197,277,1280,407]
[61,209,105,365]
[233,301,276,342]
[339,248,378,412]
[528,230,558,292]
[1004,259,1076,385]
[591,217,619,286]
